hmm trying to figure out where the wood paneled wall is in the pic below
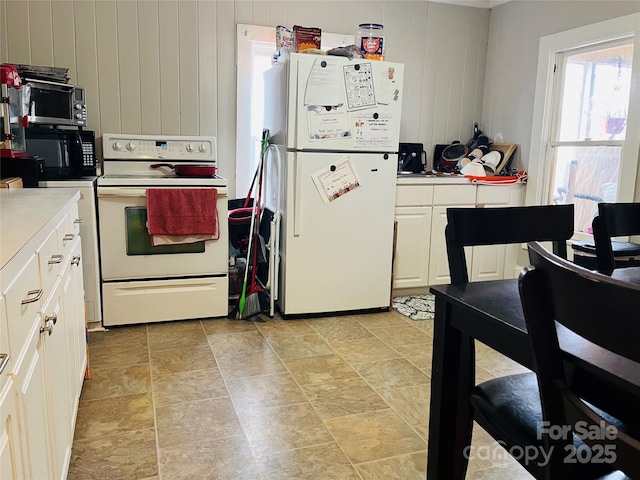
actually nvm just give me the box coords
[0,0,489,197]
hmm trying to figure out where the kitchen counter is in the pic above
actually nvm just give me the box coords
[0,188,80,286]
[396,173,472,185]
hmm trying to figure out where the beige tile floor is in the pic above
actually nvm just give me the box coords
[69,310,534,480]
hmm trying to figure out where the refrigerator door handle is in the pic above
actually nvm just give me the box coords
[294,155,302,236]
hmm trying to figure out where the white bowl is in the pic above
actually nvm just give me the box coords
[460,160,486,177]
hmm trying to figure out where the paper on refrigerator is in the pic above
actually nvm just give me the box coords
[353,111,395,148]
[304,58,342,106]
[307,105,351,140]
[374,65,401,105]
[343,62,377,110]
[311,156,361,204]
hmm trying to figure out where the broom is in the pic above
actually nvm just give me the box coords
[235,130,270,320]
[234,173,259,319]
[240,228,270,320]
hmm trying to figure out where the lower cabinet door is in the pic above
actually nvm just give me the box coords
[393,206,432,288]
[429,206,474,285]
[470,243,507,282]
[41,281,72,480]
[61,237,86,429]
[16,317,55,480]
[0,378,25,479]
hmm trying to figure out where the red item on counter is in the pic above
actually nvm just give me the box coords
[466,171,528,185]
[0,64,22,88]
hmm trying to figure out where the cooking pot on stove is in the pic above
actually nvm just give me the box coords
[150,163,217,177]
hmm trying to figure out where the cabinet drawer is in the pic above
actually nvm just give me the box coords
[37,229,61,301]
[476,185,512,205]
[58,203,80,256]
[433,185,476,205]
[0,296,10,390]
[4,255,41,357]
[395,185,434,207]
[68,202,81,237]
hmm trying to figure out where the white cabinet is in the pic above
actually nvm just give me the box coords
[470,185,526,282]
[0,377,23,479]
[7,254,54,480]
[394,181,525,289]
[393,185,433,289]
[61,237,86,425]
[39,278,72,480]
[0,295,27,480]
[0,189,84,480]
[394,207,433,288]
[428,185,476,286]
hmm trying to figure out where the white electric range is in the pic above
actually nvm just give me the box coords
[97,134,228,326]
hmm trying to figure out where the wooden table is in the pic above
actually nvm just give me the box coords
[426,272,640,479]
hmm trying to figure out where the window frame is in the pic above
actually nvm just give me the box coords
[526,12,640,240]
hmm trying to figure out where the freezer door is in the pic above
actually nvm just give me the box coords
[279,151,397,315]
[288,53,404,152]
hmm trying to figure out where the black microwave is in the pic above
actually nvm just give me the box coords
[25,78,87,127]
[24,127,97,179]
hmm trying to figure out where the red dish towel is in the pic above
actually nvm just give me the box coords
[147,188,218,236]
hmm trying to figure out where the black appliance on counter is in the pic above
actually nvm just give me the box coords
[398,142,427,173]
[0,156,44,187]
[1,127,96,185]
[24,126,96,179]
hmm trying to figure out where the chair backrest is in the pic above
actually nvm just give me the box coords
[521,241,640,477]
[592,202,640,271]
[445,204,574,284]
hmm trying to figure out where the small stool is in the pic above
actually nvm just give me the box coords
[572,240,640,270]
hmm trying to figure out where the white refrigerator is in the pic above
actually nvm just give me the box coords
[264,52,404,316]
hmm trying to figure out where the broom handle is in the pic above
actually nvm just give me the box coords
[243,167,259,208]
[244,129,270,208]
[241,163,260,289]
[249,148,266,286]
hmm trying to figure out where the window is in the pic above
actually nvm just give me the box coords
[236,25,275,200]
[527,13,640,238]
[549,39,633,233]
[235,25,353,198]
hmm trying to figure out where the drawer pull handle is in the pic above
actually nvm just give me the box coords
[40,319,54,336]
[63,233,75,241]
[48,254,64,265]
[74,218,84,224]
[21,289,43,304]
[71,255,81,266]
[0,353,9,374]
[45,313,58,325]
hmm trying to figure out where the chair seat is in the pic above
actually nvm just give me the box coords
[471,372,628,478]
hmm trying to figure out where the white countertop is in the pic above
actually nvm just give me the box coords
[396,173,472,185]
[1,188,80,283]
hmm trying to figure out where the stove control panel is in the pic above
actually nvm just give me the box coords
[103,134,217,161]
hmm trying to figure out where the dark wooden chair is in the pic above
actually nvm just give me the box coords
[592,202,640,271]
[445,204,574,284]
[519,241,640,478]
[444,205,581,478]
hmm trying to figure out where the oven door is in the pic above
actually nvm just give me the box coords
[97,186,228,280]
